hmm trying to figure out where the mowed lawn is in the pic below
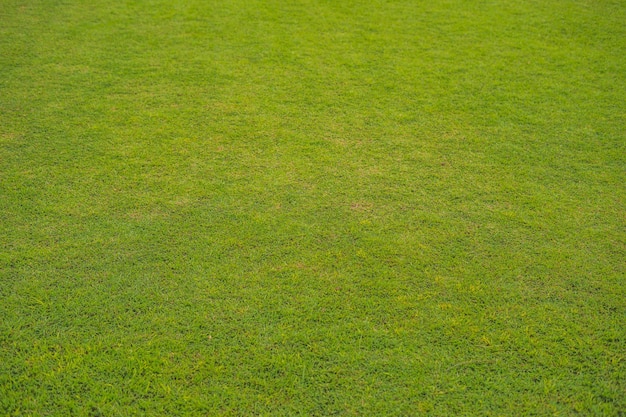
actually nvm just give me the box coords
[1,0,624,415]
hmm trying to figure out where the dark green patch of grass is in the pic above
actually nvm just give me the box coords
[1,0,625,415]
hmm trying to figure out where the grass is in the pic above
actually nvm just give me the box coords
[1,0,624,415]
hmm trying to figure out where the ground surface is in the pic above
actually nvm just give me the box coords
[1,0,625,415]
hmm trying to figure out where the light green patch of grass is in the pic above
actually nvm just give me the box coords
[1,0,625,415]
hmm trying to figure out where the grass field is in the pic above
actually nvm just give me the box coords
[1,0,625,415]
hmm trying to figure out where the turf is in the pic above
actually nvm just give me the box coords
[1,0,625,415]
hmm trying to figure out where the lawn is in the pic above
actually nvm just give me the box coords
[1,0,624,415]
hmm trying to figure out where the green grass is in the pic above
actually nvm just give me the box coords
[1,0,624,415]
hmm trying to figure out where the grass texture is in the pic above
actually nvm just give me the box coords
[1,0,625,415]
